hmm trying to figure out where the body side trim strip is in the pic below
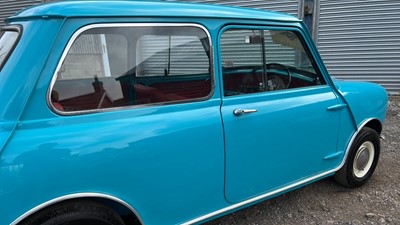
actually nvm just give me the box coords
[12,118,379,225]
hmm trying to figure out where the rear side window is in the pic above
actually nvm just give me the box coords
[0,27,20,70]
[50,24,212,114]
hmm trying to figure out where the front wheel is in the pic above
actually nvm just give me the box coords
[334,127,380,188]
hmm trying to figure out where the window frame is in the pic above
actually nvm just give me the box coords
[0,25,22,71]
[48,23,214,116]
[218,25,327,97]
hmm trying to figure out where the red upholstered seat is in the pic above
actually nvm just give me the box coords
[52,102,64,111]
[51,90,65,111]
[134,84,166,103]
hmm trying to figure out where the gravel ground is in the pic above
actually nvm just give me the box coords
[205,96,400,225]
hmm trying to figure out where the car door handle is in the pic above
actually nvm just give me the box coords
[233,109,258,116]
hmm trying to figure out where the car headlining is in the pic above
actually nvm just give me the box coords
[0,1,387,225]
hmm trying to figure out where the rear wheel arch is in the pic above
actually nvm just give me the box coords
[14,194,143,225]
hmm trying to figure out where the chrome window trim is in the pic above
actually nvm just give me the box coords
[182,118,379,224]
[10,193,144,225]
[218,25,327,91]
[47,23,214,116]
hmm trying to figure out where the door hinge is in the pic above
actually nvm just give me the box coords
[327,103,347,111]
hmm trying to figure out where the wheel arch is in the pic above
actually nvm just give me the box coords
[336,118,383,173]
[363,118,383,135]
[12,193,143,225]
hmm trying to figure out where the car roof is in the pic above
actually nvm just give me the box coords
[8,0,299,23]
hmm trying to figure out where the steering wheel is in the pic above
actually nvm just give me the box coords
[266,63,292,91]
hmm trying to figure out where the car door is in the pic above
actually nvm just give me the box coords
[219,27,342,203]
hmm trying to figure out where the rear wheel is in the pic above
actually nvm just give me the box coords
[334,127,380,188]
[20,199,125,225]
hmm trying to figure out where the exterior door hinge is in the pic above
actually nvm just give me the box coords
[327,103,347,111]
[324,151,344,160]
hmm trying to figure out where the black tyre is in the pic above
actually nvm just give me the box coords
[334,127,380,188]
[20,199,125,225]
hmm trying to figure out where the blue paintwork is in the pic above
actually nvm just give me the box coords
[333,79,388,128]
[9,0,299,23]
[0,1,388,225]
[222,85,341,203]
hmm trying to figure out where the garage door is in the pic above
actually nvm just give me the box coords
[0,0,42,27]
[318,0,400,94]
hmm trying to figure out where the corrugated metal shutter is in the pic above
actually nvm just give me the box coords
[220,29,297,67]
[0,0,42,27]
[166,0,300,17]
[318,0,400,95]
[138,35,209,76]
[69,34,103,55]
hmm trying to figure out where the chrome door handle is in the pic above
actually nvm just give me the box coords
[233,109,258,116]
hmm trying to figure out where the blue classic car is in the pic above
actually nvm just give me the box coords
[0,1,388,225]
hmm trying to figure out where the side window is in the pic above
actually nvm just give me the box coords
[137,35,209,76]
[58,34,128,80]
[221,28,325,96]
[51,25,212,113]
[0,28,20,70]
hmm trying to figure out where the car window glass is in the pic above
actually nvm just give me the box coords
[137,35,209,76]
[59,34,128,80]
[0,30,19,70]
[221,28,325,96]
[51,25,212,113]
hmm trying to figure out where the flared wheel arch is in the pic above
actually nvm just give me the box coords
[335,118,383,179]
[12,193,143,225]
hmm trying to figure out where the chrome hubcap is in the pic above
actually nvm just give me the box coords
[353,141,375,178]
